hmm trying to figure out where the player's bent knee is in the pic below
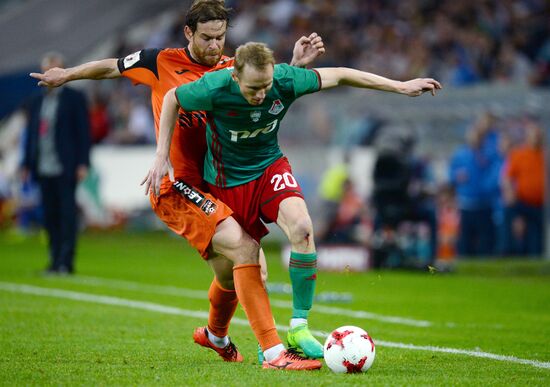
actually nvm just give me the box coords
[212,221,260,265]
[288,217,314,244]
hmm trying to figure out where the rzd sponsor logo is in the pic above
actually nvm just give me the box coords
[229,119,278,142]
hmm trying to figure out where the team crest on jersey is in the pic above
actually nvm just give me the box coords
[201,199,218,215]
[269,99,284,115]
[250,111,261,122]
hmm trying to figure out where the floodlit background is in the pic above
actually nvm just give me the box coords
[1,0,548,264]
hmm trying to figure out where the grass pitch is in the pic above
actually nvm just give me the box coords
[1,231,549,386]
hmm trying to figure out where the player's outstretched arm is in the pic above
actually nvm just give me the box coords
[316,67,442,97]
[290,32,325,67]
[29,58,121,87]
[141,87,178,196]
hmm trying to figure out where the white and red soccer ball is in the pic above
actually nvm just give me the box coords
[323,325,376,373]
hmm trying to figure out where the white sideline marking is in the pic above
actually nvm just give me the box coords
[0,281,244,325]
[1,282,549,370]
[72,275,208,299]
[372,340,550,370]
[55,275,433,328]
[269,300,431,327]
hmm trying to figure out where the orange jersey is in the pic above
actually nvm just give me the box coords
[505,146,544,206]
[437,206,459,260]
[117,48,234,189]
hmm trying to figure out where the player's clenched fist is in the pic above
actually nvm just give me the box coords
[400,78,442,97]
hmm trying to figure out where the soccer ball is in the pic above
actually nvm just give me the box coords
[323,325,376,373]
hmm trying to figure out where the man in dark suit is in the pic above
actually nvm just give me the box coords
[22,53,91,274]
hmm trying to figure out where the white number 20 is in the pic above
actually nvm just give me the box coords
[270,172,298,191]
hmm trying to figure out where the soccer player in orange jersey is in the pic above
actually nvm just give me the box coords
[31,0,324,370]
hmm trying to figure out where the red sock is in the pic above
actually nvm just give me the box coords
[233,264,282,351]
[207,277,238,337]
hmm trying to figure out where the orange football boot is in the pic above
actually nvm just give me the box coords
[262,349,322,370]
[193,326,243,362]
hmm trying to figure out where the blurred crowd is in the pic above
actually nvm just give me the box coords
[449,112,545,257]
[227,0,550,86]
[317,110,546,269]
[81,0,550,146]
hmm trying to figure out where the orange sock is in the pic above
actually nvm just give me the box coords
[233,264,282,351]
[207,277,238,338]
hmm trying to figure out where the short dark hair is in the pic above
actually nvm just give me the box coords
[185,0,232,33]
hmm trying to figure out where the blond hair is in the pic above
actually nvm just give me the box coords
[234,42,275,75]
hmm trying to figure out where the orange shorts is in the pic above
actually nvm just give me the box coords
[150,179,233,259]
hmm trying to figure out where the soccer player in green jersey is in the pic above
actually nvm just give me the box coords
[144,42,442,363]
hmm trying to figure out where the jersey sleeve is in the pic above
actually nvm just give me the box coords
[174,75,214,112]
[117,49,161,86]
[279,63,321,98]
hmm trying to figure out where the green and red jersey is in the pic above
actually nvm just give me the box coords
[174,63,321,187]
